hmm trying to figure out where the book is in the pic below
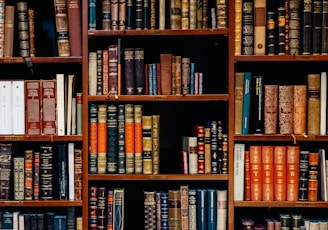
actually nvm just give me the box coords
[301,0,312,54]
[134,104,143,174]
[124,47,135,95]
[188,189,197,230]
[170,0,182,30]
[0,144,12,200]
[41,80,56,135]
[88,0,96,29]
[67,0,82,56]
[56,74,66,135]
[261,145,274,201]
[234,143,245,200]
[0,0,4,58]
[234,0,242,55]
[24,150,33,200]
[109,44,119,95]
[67,74,76,135]
[277,7,286,55]
[97,104,107,174]
[54,215,67,230]
[16,1,30,57]
[244,150,251,201]
[125,104,135,174]
[266,11,275,55]
[160,53,173,95]
[0,81,12,135]
[159,0,165,29]
[197,189,207,230]
[204,122,212,174]
[250,75,264,134]
[181,57,190,95]
[107,189,114,229]
[254,0,266,55]
[88,103,98,174]
[102,0,111,29]
[234,72,244,134]
[299,150,310,201]
[67,142,75,200]
[188,136,198,174]
[74,148,83,200]
[12,80,25,135]
[308,151,319,201]
[33,151,40,200]
[242,72,252,134]
[107,104,118,174]
[249,145,262,201]
[155,191,161,229]
[168,189,181,229]
[274,145,287,201]
[67,207,76,230]
[319,148,327,201]
[322,0,328,54]
[161,191,169,228]
[286,145,300,201]
[98,49,104,95]
[113,188,124,230]
[76,92,83,135]
[288,0,301,55]
[293,85,307,135]
[278,85,294,134]
[14,156,25,200]
[3,5,15,57]
[241,0,254,54]
[111,0,119,30]
[25,80,41,135]
[89,51,97,95]
[135,47,145,95]
[180,185,189,230]
[40,145,54,200]
[144,191,156,229]
[97,187,106,229]
[321,72,327,135]
[217,189,227,230]
[117,104,126,174]
[152,115,160,174]
[142,115,153,174]
[207,188,217,230]
[307,73,321,135]
[264,85,278,134]
[313,0,322,54]
[54,0,71,56]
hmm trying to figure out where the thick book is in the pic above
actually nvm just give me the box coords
[107,104,118,174]
[134,104,143,174]
[54,215,67,230]
[25,80,41,135]
[152,115,160,174]
[234,143,245,201]
[307,73,321,135]
[196,189,207,230]
[254,0,267,55]
[14,156,25,200]
[125,104,135,174]
[308,151,319,201]
[278,85,294,134]
[97,104,107,174]
[277,7,286,55]
[135,48,145,95]
[54,0,71,56]
[293,85,307,135]
[168,189,181,229]
[0,144,12,200]
[273,145,287,201]
[117,104,126,174]
[322,0,328,54]
[41,80,57,135]
[67,0,82,56]
[40,145,54,200]
[124,48,135,95]
[188,136,198,174]
[88,103,98,174]
[142,115,153,174]
[264,85,278,134]
[299,150,310,201]
[301,0,312,54]
[261,145,274,201]
[249,145,262,201]
[109,44,119,95]
[16,1,30,57]
[3,5,15,57]
[288,0,301,55]
[180,185,189,230]
[74,148,83,200]
[266,11,275,55]
[244,150,251,201]
[242,0,254,55]
[242,72,252,134]
[234,72,244,134]
[170,0,182,30]
[188,189,197,230]
[24,150,33,200]
[144,191,157,229]
[88,51,97,95]
[217,189,227,230]
[312,0,322,54]
[160,53,173,95]
[286,145,300,201]
[102,0,111,30]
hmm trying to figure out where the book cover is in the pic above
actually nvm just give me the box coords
[250,75,264,134]
[299,150,310,201]
[278,85,294,134]
[261,145,274,201]
[54,0,71,56]
[319,148,328,201]
[286,145,300,201]
[293,85,307,135]
[217,189,227,230]
[88,103,98,174]
[312,0,322,54]
[135,47,145,95]
[273,145,287,201]
[152,115,160,174]
[41,79,56,135]
[234,0,242,55]
[249,145,262,201]
[0,144,12,200]
[168,189,181,229]
[134,104,143,174]
[109,44,119,95]
[117,104,126,174]
[0,81,12,135]
[180,185,189,230]
[125,104,135,174]
[188,136,198,174]
[196,189,207,230]
[4,5,15,57]
[144,191,156,229]
[234,72,244,134]
[67,0,82,56]
[242,0,253,55]
[234,143,245,201]
[207,189,217,230]
[242,72,252,134]
[25,80,41,135]
[33,151,40,200]
[88,51,97,95]
[254,0,266,55]
[301,0,312,54]
[124,47,135,95]
[264,85,278,134]
[320,72,327,135]
[308,151,319,201]
[14,156,25,200]
[188,188,197,230]
[24,150,33,200]
[107,104,118,174]
[74,148,83,200]
[142,115,153,174]
[160,53,173,95]
[288,0,301,55]
[244,150,251,201]
[12,80,25,135]
[307,73,321,135]
[98,49,104,95]
[107,189,114,229]
[97,104,107,174]
[16,1,30,57]
[113,188,124,230]
[40,145,54,200]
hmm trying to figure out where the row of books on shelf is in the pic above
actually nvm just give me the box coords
[235,0,328,55]
[234,143,328,202]
[88,185,227,230]
[0,0,81,58]
[0,143,82,201]
[0,207,82,230]
[240,214,328,230]
[89,48,205,96]
[0,76,83,136]
[235,71,328,135]
[88,103,160,174]
[181,120,228,175]
[88,0,227,31]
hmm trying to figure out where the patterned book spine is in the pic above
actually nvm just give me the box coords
[125,104,135,174]
[107,104,118,174]
[180,185,189,230]
[97,104,107,174]
[322,0,328,54]
[113,188,124,230]
[234,72,244,134]
[150,0,156,29]
[97,187,106,228]
[111,0,119,30]
[210,120,218,174]
[298,150,309,200]
[181,57,190,95]
[266,11,275,55]
[175,56,182,95]
[134,104,143,174]
[33,151,40,200]
[155,191,161,229]
[308,151,319,201]
[135,48,145,95]
[216,0,227,29]
[89,51,97,95]
[142,115,153,174]
[194,125,205,174]
[67,0,82,56]
[249,145,262,201]
[89,103,98,174]
[277,7,286,55]
[97,49,104,95]
[41,80,56,135]
[242,0,254,55]
[144,191,156,229]
[244,150,251,201]
[234,0,242,55]
[181,0,189,29]
[119,0,126,30]
[312,0,322,54]
[189,62,195,94]
[89,186,98,229]
[109,44,119,95]
[307,73,321,135]
[288,0,301,55]
[261,145,274,201]
[16,1,30,57]
[188,136,198,174]
[117,104,126,173]
[89,0,96,29]
[3,5,15,57]
[286,145,300,201]
[102,0,111,30]
[74,148,83,200]
[143,0,150,29]
[168,189,181,229]
[278,85,294,134]
[135,0,143,29]
[107,189,114,229]
[14,157,25,200]
[274,145,287,201]
[152,115,160,174]
[204,121,211,174]
[196,188,207,230]
[188,189,197,230]
[217,121,224,174]
[161,191,169,228]
[24,150,33,200]
[25,81,41,135]
[293,85,307,135]
[124,48,135,95]
[222,134,228,174]
[264,85,278,134]
[202,0,208,28]
[54,0,71,56]
[0,0,4,58]
[302,0,312,54]
[170,0,182,29]
[40,145,54,200]
[189,0,197,29]
[216,190,227,230]
[126,0,134,29]
[254,0,266,55]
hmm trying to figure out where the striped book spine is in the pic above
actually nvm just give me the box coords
[117,104,126,173]
[89,103,98,174]
[134,104,143,174]
[107,104,118,173]
[125,104,135,174]
[97,104,107,174]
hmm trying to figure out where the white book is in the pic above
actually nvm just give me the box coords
[319,148,328,201]
[188,136,198,174]
[18,213,24,230]
[234,143,245,201]
[12,80,25,135]
[0,80,12,134]
[217,189,227,230]
[66,74,75,135]
[88,51,97,95]
[68,142,75,200]
[56,73,66,135]
[71,97,76,135]
[321,71,327,135]
[13,211,20,230]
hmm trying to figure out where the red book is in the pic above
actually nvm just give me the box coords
[160,53,173,95]
[108,44,118,95]
[67,0,82,56]
[261,145,274,201]
[286,145,300,201]
[25,80,41,135]
[249,145,262,201]
[125,104,135,174]
[156,63,162,95]
[273,145,287,201]
[308,151,319,201]
[41,79,56,135]
[97,104,107,174]
[244,150,251,201]
[193,125,205,174]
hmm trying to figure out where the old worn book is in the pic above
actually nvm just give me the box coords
[278,85,294,134]
[125,104,135,174]
[144,191,156,229]
[312,0,322,55]
[113,188,124,230]
[170,0,182,29]
[307,73,321,135]
[102,0,111,29]
[308,151,319,201]
[25,80,41,135]
[168,189,181,229]
[0,143,12,200]
[0,0,5,57]
[264,85,278,134]
[234,143,245,201]
[288,0,301,55]
[67,0,82,56]
[322,0,328,54]
[3,5,15,57]
[244,150,251,201]
[274,145,287,201]
[111,0,119,30]
[152,115,160,174]
[134,104,143,174]
[254,0,266,55]
[234,72,244,134]
[54,0,71,56]
[24,150,33,200]
[293,85,307,135]
[234,0,242,55]
[14,156,25,200]
[242,0,254,55]
[109,44,119,95]
[16,1,30,57]
[160,53,173,95]
[124,48,135,95]
[142,115,153,174]
[135,48,145,95]
[159,0,165,29]
[88,51,97,95]
[301,0,312,55]
[180,185,189,230]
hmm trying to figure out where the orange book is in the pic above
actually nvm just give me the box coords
[125,104,135,174]
[273,146,287,201]
[102,49,109,95]
[308,151,319,201]
[97,104,107,174]
[261,145,274,201]
[244,150,251,201]
[249,145,262,201]
[286,145,300,201]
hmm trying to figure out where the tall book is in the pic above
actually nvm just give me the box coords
[125,104,135,174]
[109,44,119,95]
[88,103,98,174]
[102,0,111,30]
[273,145,287,201]
[188,136,198,174]
[168,189,181,230]
[0,144,12,200]
[249,145,262,201]
[107,104,118,174]
[142,115,153,174]
[244,150,251,201]
[25,80,41,135]
[261,145,274,201]
[159,0,165,29]
[88,0,96,29]
[207,188,217,230]
[277,7,286,55]
[12,80,25,135]
[288,0,301,55]
[3,5,15,57]
[319,148,328,201]
[14,156,25,200]
[217,190,227,230]
[135,48,145,95]
[124,48,135,95]
[170,0,182,29]
[0,0,4,58]
[113,188,124,230]
[322,0,328,54]
[196,189,207,230]
[286,145,300,201]
[307,73,321,135]
[74,148,83,200]
[160,53,173,95]
[301,0,312,54]
[88,51,97,95]
[134,104,143,174]
[264,85,278,134]
[254,0,267,55]
[242,72,252,134]
[234,72,244,134]
[117,104,126,173]
[308,151,319,201]
[111,0,119,30]
[234,0,242,55]
[144,191,156,229]
[161,191,169,229]
[266,11,275,55]
[76,92,83,135]
[180,185,189,230]
[152,115,160,174]
[181,57,190,95]
[278,85,294,134]
[250,75,264,134]
[16,1,30,57]
[188,189,197,230]
[67,143,75,200]
[107,189,114,229]
[24,150,33,200]
[97,49,104,95]
[298,150,310,201]
[181,0,189,29]
[97,104,107,174]
[67,74,76,135]
[234,143,245,200]
[41,80,56,135]
[312,0,322,54]
[40,145,54,200]
[0,81,12,135]
[33,150,40,200]
[242,0,254,55]
[56,74,65,135]
[54,0,71,56]
[293,85,307,135]
[67,0,82,56]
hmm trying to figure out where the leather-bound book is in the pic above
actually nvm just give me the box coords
[234,0,242,55]
[264,85,278,134]
[107,104,118,174]
[308,151,319,201]
[312,0,322,55]
[150,0,156,29]
[261,145,274,201]
[4,5,15,57]
[286,145,300,201]
[135,0,143,29]
[0,0,5,57]
[277,7,286,55]
[322,0,328,54]
[254,0,266,55]
[108,44,118,95]
[160,53,173,95]
[143,0,150,29]
[301,0,312,55]
[126,0,134,29]
[67,0,82,56]
[242,0,254,55]
[17,1,30,57]
[288,0,301,55]
[54,0,71,56]
[134,104,143,174]
[135,48,145,95]
[181,0,189,29]
[298,150,309,201]
[307,73,320,135]
[293,85,307,135]
[266,11,275,55]
[41,80,56,135]
[119,0,126,30]
[170,0,182,30]
[124,48,135,95]
[125,104,135,174]
[152,115,160,174]
[273,145,287,201]
[249,145,262,201]
[102,0,111,30]
[25,80,41,135]
[97,104,107,174]
[234,72,244,134]
[278,85,294,134]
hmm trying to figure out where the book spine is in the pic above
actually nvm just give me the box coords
[254,0,266,55]
[308,152,319,201]
[4,6,15,57]
[150,0,156,29]
[98,49,104,95]
[264,85,278,134]
[286,145,300,201]
[194,125,205,174]
[277,7,286,55]
[204,122,211,174]
[67,0,82,56]
[190,62,195,94]
[202,0,208,29]
[67,207,76,230]
[97,104,107,174]
[109,44,118,95]
[107,104,118,174]
[299,150,310,201]
[33,151,40,200]
[234,143,245,201]
[144,191,156,229]
[274,145,287,201]
[196,188,207,230]
[76,92,83,135]
[89,186,98,229]
[125,104,135,174]
[68,143,75,200]
[119,0,126,30]
[242,0,254,55]
[124,47,135,95]
[216,190,228,230]
[135,0,143,29]
[285,0,290,54]
[143,0,150,29]
[159,0,165,29]
[88,51,97,95]
[113,188,124,230]
[135,48,145,95]
[174,56,182,95]
[244,150,251,201]
[216,0,227,29]
[171,55,176,95]
[293,85,307,135]
[251,75,264,134]
[142,115,153,174]
[54,0,71,56]
[0,0,4,58]
[278,85,294,134]
[313,0,322,54]
[102,0,112,30]
[41,80,56,135]
[188,136,198,174]
[12,80,25,135]
[302,0,312,54]
[0,81,12,135]
[321,72,327,135]
[161,191,169,228]
[261,145,274,201]
[97,187,106,229]
[111,0,119,30]
[24,150,33,200]
[160,53,173,95]
[134,104,143,174]
[89,103,98,174]
[152,115,160,174]
[155,191,161,229]
[88,0,96,29]
[188,189,197,230]
[117,104,126,173]
[249,145,262,201]
[107,189,114,229]
[189,0,196,29]
[234,72,244,134]
[168,189,181,229]
[14,157,25,200]
[207,188,217,230]
[322,0,328,54]
[180,185,189,230]
[181,0,189,29]
[40,145,54,200]
[210,120,218,174]
[307,73,321,135]
[74,148,83,200]
[288,0,301,55]
[181,57,190,95]
[170,0,182,30]
[16,1,30,58]
[126,0,134,29]
[242,72,252,134]
[266,11,275,55]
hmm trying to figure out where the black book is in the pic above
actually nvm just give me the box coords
[57,143,68,200]
[312,0,322,54]
[242,0,254,55]
[302,0,312,54]
[30,213,38,230]
[46,212,55,230]
[67,207,76,230]
[37,213,44,230]
[134,48,145,95]
[322,0,328,54]
[24,213,31,230]
[250,75,264,134]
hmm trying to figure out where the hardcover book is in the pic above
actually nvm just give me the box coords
[249,145,262,201]
[16,1,30,57]
[54,0,71,56]
[274,145,287,201]
[113,188,124,230]
[0,144,12,200]
[97,104,107,174]
[107,104,118,174]
[293,85,307,135]
[301,0,312,54]
[3,5,15,57]
[254,0,267,55]
[124,47,135,95]
[242,72,252,134]
[207,189,217,230]
[197,189,207,230]
[119,0,126,29]
[88,103,98,174]
[234,143,245,201]
[142,115,153,174]
[41,80,56,135]
[312,0,322,54]
[0,81,12,135]
[67,0,81,55]
[244,150,251,201]
[261,145,274,201]
[217,189,227,230]
[250,75,264,134]
[144,191,156,229]
[234,72,244,134]
[264,85,278,134]
[180,185,189,230]
[152,115,160,174]
[288,0,301,55]
[299,150,310,201]
[12,80,25,135]
[0,0,4,58]
[234,0,242,55]
[286,145,300,201]
[188,188,197,230]
[308,151,319,201]
[168,189,181,230]
[278,85,294,134]
[135,48,145,95]
[307,73,321,135]
[134,104,143,174]
[125,104,135,174]
[24,150,33,200]
[14,156,25,200]
[160,53,173,95]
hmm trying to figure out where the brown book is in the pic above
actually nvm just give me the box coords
[102,0,111,30]
[150,0,156,29]
[249,145,262,201]
[293,85,307,135]
[160,53,173,95]
[175,55,182,95]
[24,149,33,200]
[67,0,82,56]
[124,48,135,95]
[278,85,294,134]
[96,50,103,95]
[16,1,30,58]
[170,0,182,30]
[168,189,181,229]
[102,49,109,95]
[181,57,190,95]
[204,122,211,174]
[28,9,36,57]
[180,185,189,230]
[308,151,319,201]
[156,63,161,95]
[254,0,266,55]
[111,0,119,30]
[286,145,300,201]
[108,44,118,95]
[307,73,321,135]
[181,0,189,29]
[54,0,71,56]
[264,85,278,134]
[273,145,287,201]
[244,150,251,201]
[235,72,244,134]
[171,55,176,95]
[25,80,41,135]
[4,5,15,57]
[119,0,126,30]
[261,145,274,201]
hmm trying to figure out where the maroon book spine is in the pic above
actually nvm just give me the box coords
[124,47,135,95]
[25,80,41,135]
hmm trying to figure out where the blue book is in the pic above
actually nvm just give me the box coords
[152,63,157,95]
[54,215,67,230]
[88,0,96,30]
[161,191,169,229]
[148,64,153,95]
[197,189,207,230]
[207,189,217,230]
[2,212,13,229]
[190,62,195,94]
[126,0,134,29]
[107,104,118,173]
[242,72,252,134]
